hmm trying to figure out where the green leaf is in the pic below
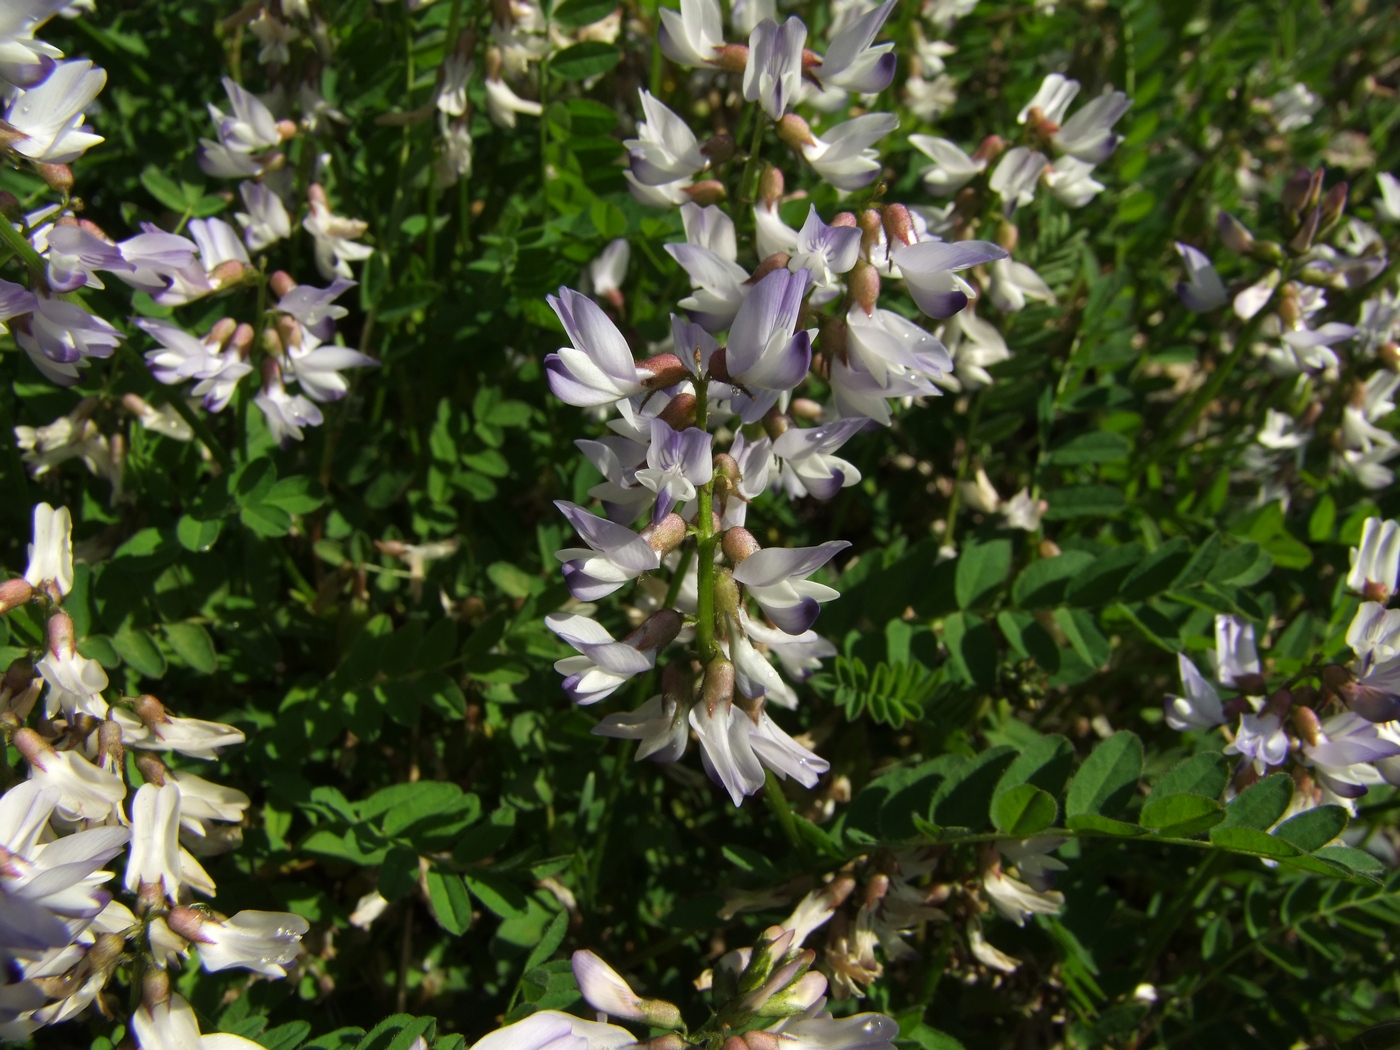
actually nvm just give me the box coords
[1046,430,1132,465]
[930,746,1017,830]
[1313,845,1385,877]
[1272,805,1348,852]
[163,623,217,673]
[1117,538,1192,602]
[1208,826,1303,859]
[240,503,294,538]
[942,612,997,689]
[552,0,617,26]
[522,908,569,972]
[589,200,627,239]
[1053,607,1111,667]
[1042,485,1124,519]
[550,41,620,79]
[381,783,468,838]
[1146,752,1229,806]
[1307,495,1336,542]
[488,561,538,599]
[992,784,1058,837]
[463,871,529,919]
[377,282,441,325]
[378,845,420,900]
[176,515,222,552]
[1064,544,1145,606]
[1065,730,1143,820]
[954,538,1012,609]
[1138,793,1223,835]
[260,1022,312,1050]
[1012,551,1095,609]
[263,476,327,514]
[140,165,202,211]
[1217,774,1293,830]
[112,625,167,679]
[424,869,473,935]
[994,734,1076,800]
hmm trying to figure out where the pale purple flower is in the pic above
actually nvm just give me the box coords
[789,206,861,294]
[723,267,813,422]
[1349,518,1400,596]
[303,196,372,280]
[658,0,723,68]
[199,76,281,177]
[1174,243,1228,312]
[554,499,661,600]
[15,294,122,387]
[547,612,659,706]
[908,135,985,195]
[689,699,765,805]
[1163,653,1225,730]
[989,147,1046,214]
[1303,712,1400,799]
[545,287,647,406]
[732,540,849,634]
[810,1,896,94]
[180,908,309,976]
[635,418,713,521]
[626,90,707,187]
[773,417,865,499]
[468,1010,637,1050]
[236,181,292,252]
[593,694,689,762]
[666,240,749,333]
[744,17,806,121]
[254,370,324,446]
[277,276,354,341]
[43,224,129,293]
[283,337,377,403]
[988,258,1054,313]
[799,113,899,192]
[681,202,738,261]
[1018,73,1078,125]
[4,58,105,163]
[890,239,1007,319]
[1226,712,1288,774]
[115,229,199,294]
[1213,615,1260,689]
[744,616,835,686]
[1043,156,1105,208]
[755,198,801,259]
[1053,89,1131,164]
[721,430,773,529]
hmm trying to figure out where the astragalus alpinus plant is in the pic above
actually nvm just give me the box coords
[2,0,1400,1049]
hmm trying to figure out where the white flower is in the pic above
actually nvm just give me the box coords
[982,868,1064,926]
[799,113,898,193]
[4,58,106,163]
[199,77,282,178]
[571,950,682,1027]
[133,995,266,1050]
[592,693,689,762]
[908,135,985,196]
[350,889,389,929]
[968,923,1020,972]
[468,1011,637,1050]
[1163,653,1225,730]
[1375,173,1400,224]
[235,181,291,252]
[303,188,372,280]
[485,76,543,129]
[989,147,1046,214]
[583,239,629,304]
[16,728,125,824]
[625,90,707,187]
[437,53,471,115]
[547,612,667,705]
[249,11,298,64]
[744,16,806,121]
[1268,82,1319,132]
[1043,156,1104,208]
[1226,712,1289,774]
[170,906,310,977]
[1349,518,1400,599]
[731,541,849,635]
[658,0,723,68]
[23,502,73,598]
[0,2,64,89]
[125,783,183,902]
[255,368,324,446]
[1018,73,1079,126]
[987,258,1054,313]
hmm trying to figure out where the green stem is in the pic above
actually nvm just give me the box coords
[693,377,718,662]
[738,111,767,207]
[663,546,694,609]
[763,770,804,853]
[119,346,235,471]
[0,216,47,276]
[942,391,984,550]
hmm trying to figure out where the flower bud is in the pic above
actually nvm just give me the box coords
[971,134,1006,163]
[261,326,284,357]
[1217,212,1255,254]
[12,727,52,768]
[744,1031,783,1050]
[644,514,688,556]
[639,353,690,390]
[713,43,749,73]
[701,133,736,165]
[882,204,915,249]
[35,163,73,194]
[206,316,239,349]
[757,165,784,206]
[134,693,171,728]
[277,314,303,352]
[1281,168,1314,219]
[1381,342,1400,371]
[1232,673,1268,696]
[762,406,790,439]
[848,260,880,315]
[276,118,298,142]
[135,751,169,786]
[47,610,76,660]
[724,1037,749,1050]
[0,578,33,614]
[857,208,883,256]
[269,270,298,298]
[684,180,727,206]
[703,658,735,715]
[747,253,793,285]
[97,718,124,771]
[1287,206,1321,255]
[707,348,732,384]
[723,527,761,565]
[790,398,823,421]
[0,192,20,222]
[1292,704,1322,747]
[1319,181,1348,231]
[658,392,697,429]
[141,966,171,1011]
[209,259,247,288]
[626,609,683,652]
[230,323,256,357]
[165,905,210,943]
[830,211,857,228]
[775,114,815,151]
[1250,239,1285,265]
[715,569,741,619]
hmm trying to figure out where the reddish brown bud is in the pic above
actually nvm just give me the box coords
[757,165,785,206]
[762,406,791,439]
[775,113,815,150]
[206,317,238,349]
[857,208,883,256]
[882,204,915,249]
[269,271,298,298]
[639,352,690,390]
[712,43,749,73]
[626,609,683,652]
[703,658,735,715]
[1319,664,1352,697]
[133,694,170,728]
[701,133,736,165]
[1233,673,1268,696]
[0,578,34,614]
[848,259,880,315]
[747,253,792,284]
[1281,168,1313,217]
[1319,181,1348,231]
[165,906,209,943]
[135,751,169,786]
[230,323,256,357]
[1217,212,1255,254]
[971,134,1006,164]
[708,347,732,384]
[142,966,171,1011]
[35,163,73,194]
[644,514,687,556]
[276,118,298,142]
[684,180,728,206]
[97,718,124,771]
[47,610,76,659]
[724,1037,749,1050]
[1292,704,1322,747]
[658,392,697,429]
[790,398,822,421]
[722,527,762,565]
[743,1032,782,1050]
[0,192,20,222]
[209,259,247,287]
[830,211,857,228]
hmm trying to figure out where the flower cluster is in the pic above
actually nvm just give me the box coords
[0,503,309,1038]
